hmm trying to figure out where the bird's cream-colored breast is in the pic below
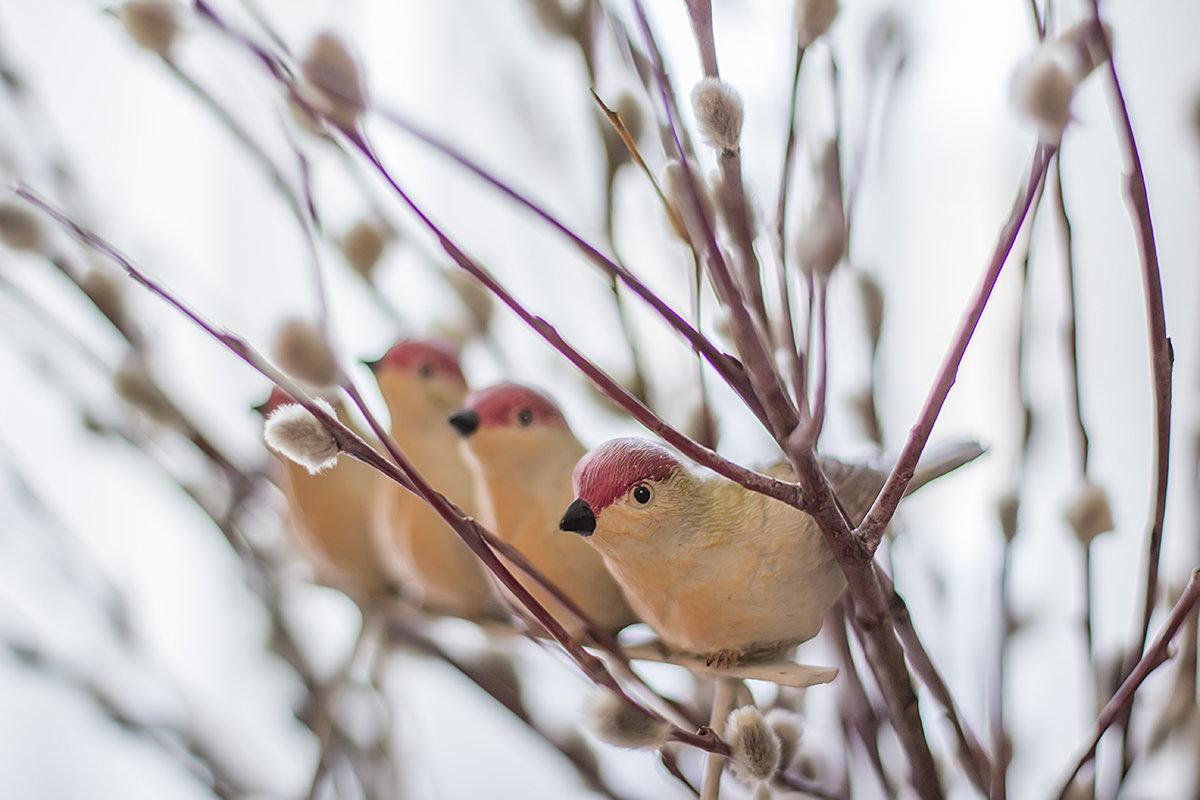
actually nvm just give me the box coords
[588,472,846,659]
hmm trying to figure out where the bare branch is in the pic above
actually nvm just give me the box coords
[1054,569,1200,799]
[855,142,1055,553]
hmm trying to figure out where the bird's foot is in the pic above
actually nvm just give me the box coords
[704,649,742,668]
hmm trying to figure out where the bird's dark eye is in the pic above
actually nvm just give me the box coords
[516,408,534,426]
[632,484,652,505]
[418,362,434,379]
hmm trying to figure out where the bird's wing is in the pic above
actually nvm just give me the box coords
[757,440,984,523]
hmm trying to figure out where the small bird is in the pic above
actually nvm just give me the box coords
[367,339,500,620]
[559,437,978,664]
[448,383,638,636]
[257,387,394,604]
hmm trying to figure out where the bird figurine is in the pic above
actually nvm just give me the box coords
[449,383,639,636]
[559,436,979,664]
[257,387,394,604]
[366,339,501,620]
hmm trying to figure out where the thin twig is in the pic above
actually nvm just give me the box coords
[1055,156,1090,476]
[0,629,244,800]
[304,613,384,800]
[1055,150,1102,746]
[990,158,1050,800]
[699,676,738,800]
[1082,5,1172,789]
[385,611,631,800]
[855,142,1054,553]
[830,600,895,797]
[1086,0,1171,664]
[774,33,807,258]
[1054,569,1200,799]
[660,748,700,798]
[876,568,993,795]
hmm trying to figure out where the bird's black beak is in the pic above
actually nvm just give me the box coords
[361,356,384,374]
[559,498,596,537]
[448,408,480,438]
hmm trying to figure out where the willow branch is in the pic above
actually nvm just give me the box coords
[1085,1,1172,672]
[877,568,992,795]
[855,142,1054,552]
[631,0,799,440]
[1054,569,1200,799]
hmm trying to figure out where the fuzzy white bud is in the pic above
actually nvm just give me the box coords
[601,91,645,178]
[120,0,179,58]
[557,730,601,782]
[682,401,720,451]
[797,0,839,47]
[793,141,845,278]
[80,269,127,329]
[764,708,803,770]
[726,705,782,785]
[470,650,523,706]
[340,218,390,279]
[427,319,473,351]
[691,78,744,154]
[663,159,715,244]
[615,92,645,146]
[444,269,494,335]
[0,201,44,253]
[1013,47,1078,142]
[527,0,573,38]
[584,689,671,750]
[1064,480,1114,545]
[263,398,340,474]
[272,319,340,391]
[1194,91,1200,144]
[858,272,885,350]
[114,354,180,427]
[300,32,367,132]
[793,199,845,278]
[287,84,330,137]
[1056,20,1112,81]
[997,489,1020,543]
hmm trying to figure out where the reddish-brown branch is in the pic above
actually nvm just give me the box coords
[1054,157,1090,476]
[774,36,808,257]
[1086,0,1172,676]
[876,569,993,795]
[830,599,896,796]
[1054,569,1200,800]
[682,0,719,78]
[1083,4,1173,789]
[385,613,630,800]
[855,142,1055,553]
